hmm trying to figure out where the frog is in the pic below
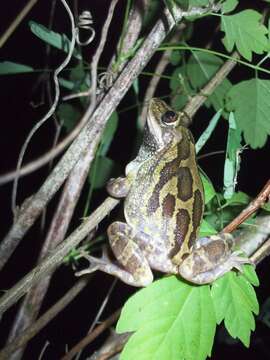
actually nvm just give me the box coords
[77,98,250,286]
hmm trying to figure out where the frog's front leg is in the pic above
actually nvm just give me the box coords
[106,177,131,198]
[76,222,154,287]
[178,233,253,284]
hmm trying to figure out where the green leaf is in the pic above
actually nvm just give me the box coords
[223,191,250,207]
[187,52,232,112]
[57,103,81,133]
[226,78,270,148]
[200,219,217,236]
[29,21,82,60]
[211,271,259,347]
[222,0,238,14]
[189,0,209,6]
[242,265,260,287]
[221,10,268,61]
[196,109,222,154]
[99,112,119,156]
[170,50,182,66]
[88,156,115,189]
[0,61,34,75]
[201,173,216,204]
[223,112,242,199]
[117,276,216,360]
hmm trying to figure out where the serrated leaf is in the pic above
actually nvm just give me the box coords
[242,265,259,287]
[223,112,242,199]
[0,61,34,75]
[187,52,232,112]
[226,78,270,148]
[201,173,216,204]
[221,10,268,60]
[222,0,238,14]
[29,21,82,60]
[118,276,216,360]
[211,271,259,347]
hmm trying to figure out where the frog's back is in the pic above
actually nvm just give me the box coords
[124,126,204,257]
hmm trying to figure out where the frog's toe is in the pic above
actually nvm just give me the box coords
[228,251,253,272]
[75,252,109,277]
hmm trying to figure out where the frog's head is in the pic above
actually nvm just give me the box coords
[146,98,183,150]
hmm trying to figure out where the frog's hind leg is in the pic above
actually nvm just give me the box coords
[76,222,153,287]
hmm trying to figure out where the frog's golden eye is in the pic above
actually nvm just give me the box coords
[161,110,177,124]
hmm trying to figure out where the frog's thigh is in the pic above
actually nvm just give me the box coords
[107,221,153,286]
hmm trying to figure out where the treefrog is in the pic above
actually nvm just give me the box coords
[77,99,250,286]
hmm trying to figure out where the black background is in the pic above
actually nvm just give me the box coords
[0,1,270,359]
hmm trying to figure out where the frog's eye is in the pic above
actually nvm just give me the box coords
[161,110,177,124]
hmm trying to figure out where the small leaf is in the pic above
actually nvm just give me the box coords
[201,173,216,204]
[57,103,80,133]
[196,109,222,154]
[189,0,209,6]
[226,79,270,148]
[242,265,260,287]
[118,277,216,360]
[211,271,259,347]
[224,191,250,207]
[29,21,82,60]
[170,50,182,66]
[221,10,268,60]
[88,156,115,189]
[200,219,217,236]
[99,112,119,156]
[0,61,34,75]
[223,112,242,199]
[222,0,238,14]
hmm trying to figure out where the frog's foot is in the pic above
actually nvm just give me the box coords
[225,250,253,272]
[76,243,153,287]
[75,247,110,276]
[178,235,253,284]
[106,177,130,198]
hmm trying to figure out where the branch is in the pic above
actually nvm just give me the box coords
[222,179,270,234]
[0,197,119,315]
[61,309,121,360]
[0,278,89,359]
[0,2,189,270]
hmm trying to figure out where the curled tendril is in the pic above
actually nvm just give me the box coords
[97,71,115,92]
[76,10,95,46]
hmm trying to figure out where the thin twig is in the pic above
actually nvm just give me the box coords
[61,309,121,360]
[0,278,89,359]
[0,197,119,315]
[223,179,270,234]
[0,0,39,48]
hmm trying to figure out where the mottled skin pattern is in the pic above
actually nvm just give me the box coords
[77,99,251,286]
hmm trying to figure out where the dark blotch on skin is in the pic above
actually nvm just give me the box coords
[177,167,193,201]
[147,133,191,215]
[188,189,204,248]
[162,193,176,218]
[170,209,190,257]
